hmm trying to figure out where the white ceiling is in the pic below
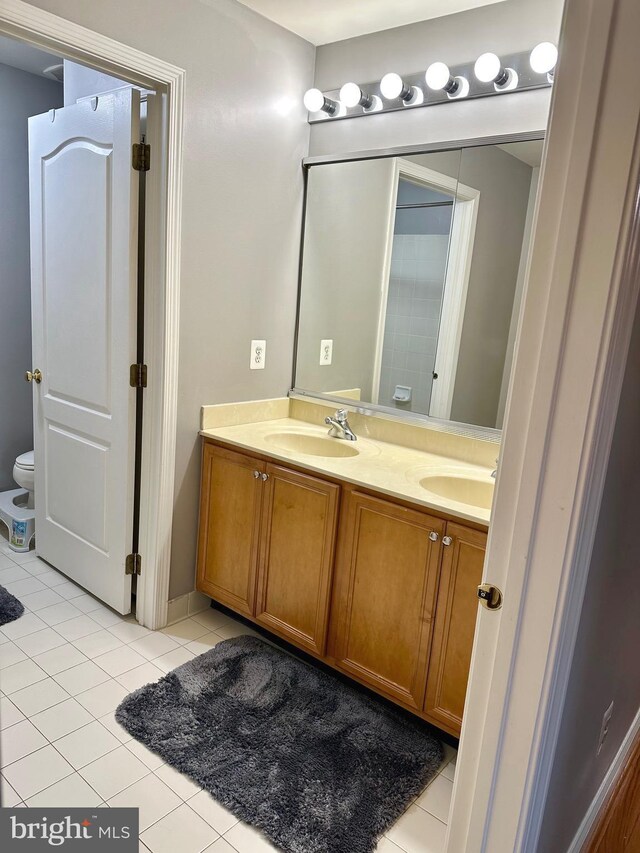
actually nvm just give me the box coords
[0,34,61,79]
[235,0,508,45]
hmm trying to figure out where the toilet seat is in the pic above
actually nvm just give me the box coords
[15,451,34,471]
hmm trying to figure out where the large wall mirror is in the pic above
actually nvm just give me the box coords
[293,137,543,431]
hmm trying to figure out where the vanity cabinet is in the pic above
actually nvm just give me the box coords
[197,443,339,652]
[255,464,339,655]
[331,490,444,711]
[197,437,487,737]
[197,443,263,616]
[423,523,487,732]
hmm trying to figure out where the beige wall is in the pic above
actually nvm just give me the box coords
[538,295,640,852]
[24,0,315,598]
[309,0,564,157]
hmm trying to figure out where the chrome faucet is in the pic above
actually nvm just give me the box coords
[491,458,498,479]
[325,409,357,441]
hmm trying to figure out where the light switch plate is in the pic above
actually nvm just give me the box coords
[250,339,266,370]
[320,339,333,366]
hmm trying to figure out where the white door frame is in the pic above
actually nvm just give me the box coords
[449,0,640,850]
[371,158,479,416]
[0,0,184,629]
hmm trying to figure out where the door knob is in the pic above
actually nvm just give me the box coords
[253,470,261,479]
[25,369,42,384]
[477,583,503,610]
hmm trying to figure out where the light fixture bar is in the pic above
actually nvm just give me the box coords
[305,48,552,123]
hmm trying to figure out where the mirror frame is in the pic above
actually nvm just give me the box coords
[291,130,546,441]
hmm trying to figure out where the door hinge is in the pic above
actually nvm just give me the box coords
[132,142,150,172]
[125,553,141,576]
[129,363,147,388]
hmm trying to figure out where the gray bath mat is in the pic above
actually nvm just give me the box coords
[0,585,25,626]
[116,635,443,853]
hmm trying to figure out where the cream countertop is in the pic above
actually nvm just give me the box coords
[200,417,493,527]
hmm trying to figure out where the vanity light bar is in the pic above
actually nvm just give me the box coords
[304,45,556,123]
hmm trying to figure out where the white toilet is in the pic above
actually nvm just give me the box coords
[0,450,36,552]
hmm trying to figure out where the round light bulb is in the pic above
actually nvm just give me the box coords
[425,62,451,91]
[339,82,362,108]
[380,72,404,100]
[530,42,558,74]
[303,88,325,112]
[474,52,502,83]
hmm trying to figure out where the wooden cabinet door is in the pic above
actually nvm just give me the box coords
[424,522,487,735]
[196,444,263,616]
[332,490,445,710]
[255,463,339,655]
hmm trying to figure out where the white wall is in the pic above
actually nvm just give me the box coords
[0,62,62,491]
[537,295,640,852]
[23,0,315,598]
[309,0,563,158]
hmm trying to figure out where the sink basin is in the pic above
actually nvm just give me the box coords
[264,432,360,458]
[419,475,494,510]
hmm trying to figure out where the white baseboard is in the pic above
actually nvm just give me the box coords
[166,590,212,625]
[568,705,640,852]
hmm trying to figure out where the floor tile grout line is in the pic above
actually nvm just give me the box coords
[4,560,456,844]
[23,735,108,805]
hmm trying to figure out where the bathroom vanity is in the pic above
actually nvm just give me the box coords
[196,134,542,738]
[196,402,493,738]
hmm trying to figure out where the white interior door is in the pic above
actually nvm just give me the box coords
[28,88,140,614]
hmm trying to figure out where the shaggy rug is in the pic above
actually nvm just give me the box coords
[116,635,443,853]
[0,585,25,626]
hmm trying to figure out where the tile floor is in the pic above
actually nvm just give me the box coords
[0,541,457,853]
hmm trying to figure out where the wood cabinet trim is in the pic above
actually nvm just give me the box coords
[255,463,340,655]
[333,490,445,710]
[197,438,487,737]
[196,443,263,616]
[202,436,488,533]
[424,521,487,730]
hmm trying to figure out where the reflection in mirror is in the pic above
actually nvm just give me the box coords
[294,139,543,430]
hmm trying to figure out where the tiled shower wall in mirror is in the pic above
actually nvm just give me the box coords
[379,180,453,413]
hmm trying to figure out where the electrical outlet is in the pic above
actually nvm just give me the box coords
[320,339,333,366]
[250,339,266,370]
[597,701,614,755]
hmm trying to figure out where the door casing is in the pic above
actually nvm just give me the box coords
[0,0,185,629]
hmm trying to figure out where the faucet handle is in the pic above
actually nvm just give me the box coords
[335,409,348,423]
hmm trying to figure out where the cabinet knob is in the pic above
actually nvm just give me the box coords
[261,472,269,482]
[253,470,261,479]
[429,531,439,542]
[442,536,453,546]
